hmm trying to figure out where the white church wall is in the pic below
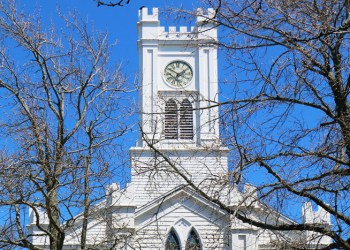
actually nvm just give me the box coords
[134,192,230,250]
[130,148,229,205]
[64,220,107,247]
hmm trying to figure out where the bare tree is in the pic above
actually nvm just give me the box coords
[175,0,349,248]
[54,0,349,248]
[0,1,131,249]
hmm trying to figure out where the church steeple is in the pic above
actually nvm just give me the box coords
[131,7,228,206]
[137,7,220,147]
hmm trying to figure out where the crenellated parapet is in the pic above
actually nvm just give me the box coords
[195,7,216,23]
[138,7,159,22]
[137,7,217,42]
[159,26,196,40]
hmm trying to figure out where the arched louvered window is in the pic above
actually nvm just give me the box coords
[165,229,181,250]
[180,99,193,139]
[165,99,178,139]
[185,229,201,250]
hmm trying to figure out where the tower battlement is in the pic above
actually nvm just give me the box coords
[138,7,217,41]
[138,7,159,22]
[159,26,195,40]
[196,7,216,22]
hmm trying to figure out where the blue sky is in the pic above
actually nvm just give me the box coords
[19,0,201,76]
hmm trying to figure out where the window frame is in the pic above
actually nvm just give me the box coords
[164,98,194,140]
[165,228,181,250]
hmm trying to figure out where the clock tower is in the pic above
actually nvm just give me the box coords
[130,7,229,205]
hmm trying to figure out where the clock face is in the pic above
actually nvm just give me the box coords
[164,61,193,87]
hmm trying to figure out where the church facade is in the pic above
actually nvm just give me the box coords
[28,7,331,250]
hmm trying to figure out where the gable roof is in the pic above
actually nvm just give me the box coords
[134,185,229,230]
[134,184,297,231]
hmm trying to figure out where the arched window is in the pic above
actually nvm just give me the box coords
[165,229,181,250]
[165,99,178,139]
[185,229,201,250]
[179,99,193,139]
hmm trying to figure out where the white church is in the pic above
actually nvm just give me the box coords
[28,7,332,250]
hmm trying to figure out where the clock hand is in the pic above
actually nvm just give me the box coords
[174,76,181,84]
[167,68,179,76]
[177,70,185,77]
[177,70,189,81]
[168,74,182,85]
